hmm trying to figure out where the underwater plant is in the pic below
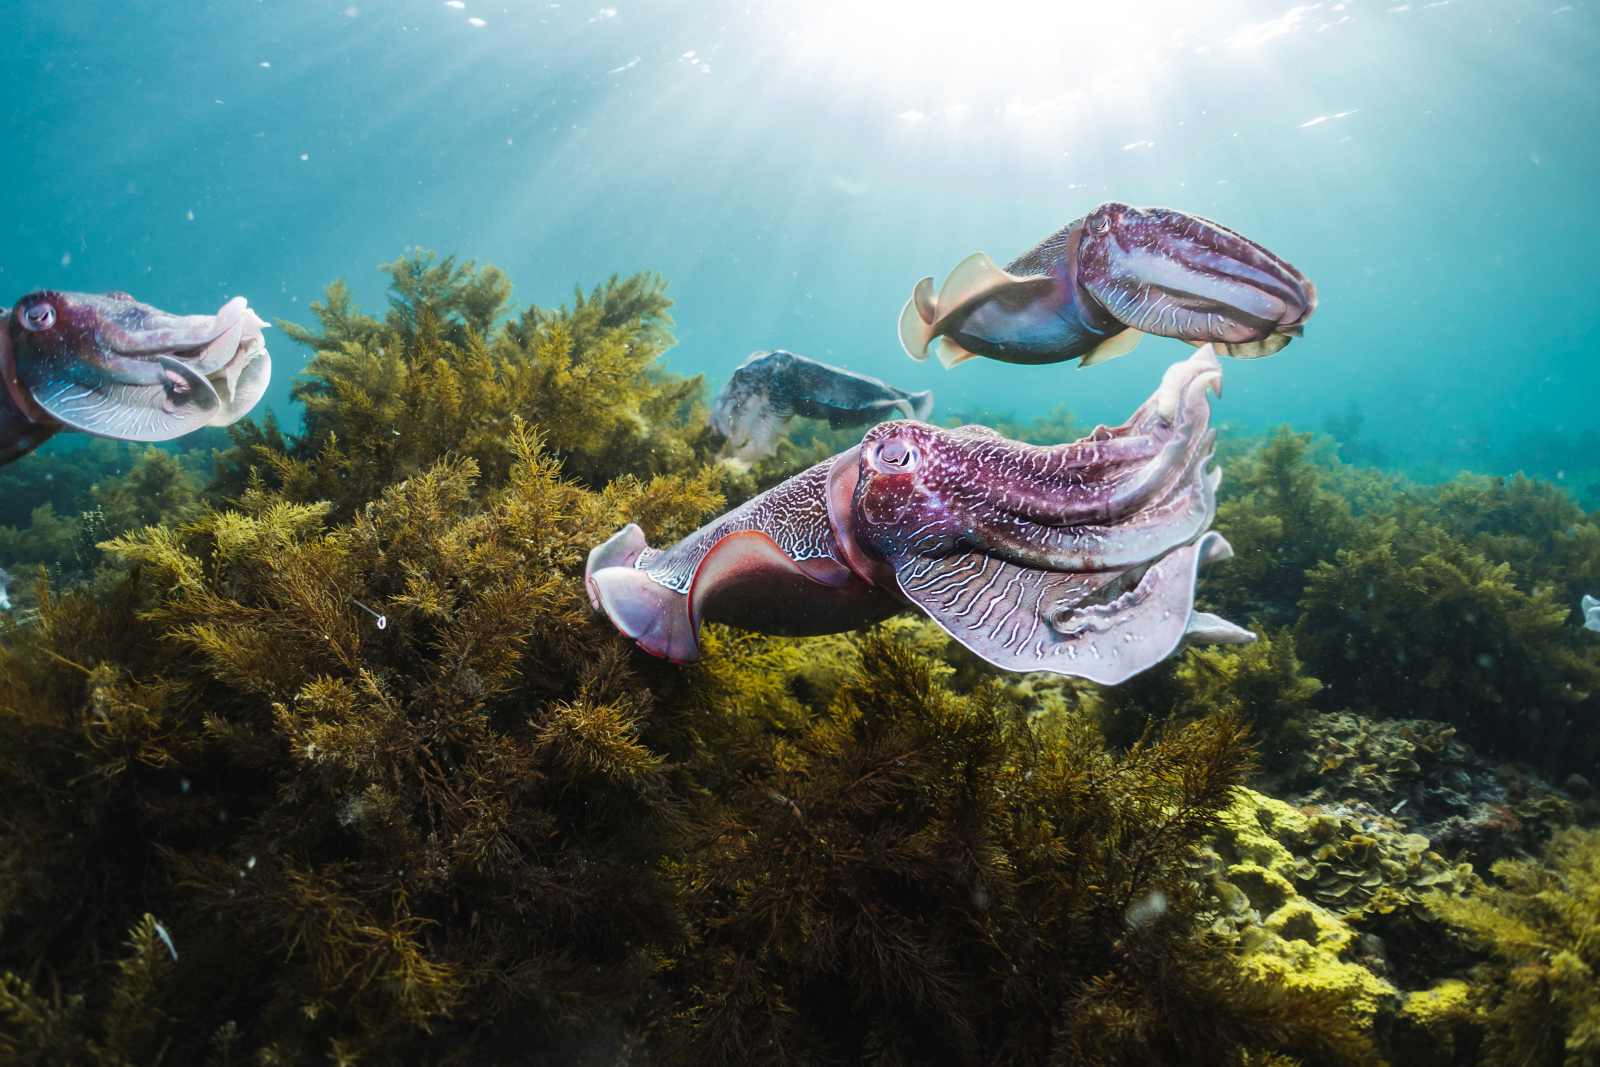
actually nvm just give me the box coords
[0,424,724,1064]
[215,249,719,517]
[3,248,1595,1067]
[1425,827,1600,1067]
[672,637,1379,1067]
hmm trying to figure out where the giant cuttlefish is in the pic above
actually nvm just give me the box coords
[588,345,1253,685]
[710,349,934,465]
[0,290,271,464]
[900,202,1316,371]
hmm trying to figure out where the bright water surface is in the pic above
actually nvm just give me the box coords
[4,0,1597,474]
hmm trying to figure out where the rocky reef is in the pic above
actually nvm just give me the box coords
[0,251,1596,1066]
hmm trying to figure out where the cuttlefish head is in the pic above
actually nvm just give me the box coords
[851,345,1224,575]
[846,346,1248,683]
[3,290,271,441]
[1074,201,1318,359]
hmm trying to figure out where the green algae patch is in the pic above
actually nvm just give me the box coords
[1426,827,1600,1067]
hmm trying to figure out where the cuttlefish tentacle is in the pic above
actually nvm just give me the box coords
[900,201,1316,369]
[587,345,1253,684]
[1,289,272,458]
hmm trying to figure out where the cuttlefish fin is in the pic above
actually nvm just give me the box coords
[936,252,1019,311]
[1078,327,1143,369]
[1213,333,1293,360]
[898,276,939,360]
[588,565,700,663]
[932,336,983,370]
[904,389,935,422]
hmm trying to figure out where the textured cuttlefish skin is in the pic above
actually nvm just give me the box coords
[0,290,271,464]
[710,349,934,466]
[587,345,1254,685]
[900,201,1317,372]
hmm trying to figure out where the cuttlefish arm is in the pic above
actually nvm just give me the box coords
[1584,594,1600,633]
[2,290,271,458]
[900,201,1316,369]
[709,349,934,466]
[589,345,1253,683]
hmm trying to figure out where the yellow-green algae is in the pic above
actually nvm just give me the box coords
[1425,827,1600,1067]
[0,251,1596,1065]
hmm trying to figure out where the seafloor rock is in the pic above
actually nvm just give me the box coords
[1285,709,1594,863]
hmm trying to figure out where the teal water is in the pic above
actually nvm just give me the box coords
[3,0,1597,478]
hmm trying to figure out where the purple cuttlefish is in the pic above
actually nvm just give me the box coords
[0,290,271,464]
[900,201,1316,371]
[587,345,1252,685]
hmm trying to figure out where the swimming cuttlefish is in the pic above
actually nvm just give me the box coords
[587,345,1253,685]
[900,202,1316,370]
[0,290,271,464]
[710,349,933,466]
[1584,595,1600,633]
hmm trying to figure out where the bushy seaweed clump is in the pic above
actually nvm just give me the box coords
[671,638,1375,1067]
[1424,827,1600,1067]
[0,422,723,1065]
[1193,426,1600,775]
[215,249,723,518]
[0,254,1392,1066]
[3,251,1599,1066]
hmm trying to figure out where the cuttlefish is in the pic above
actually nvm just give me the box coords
[1584,595,1600,634]
[0,290,271,464]
[900,201,1316,371]
[588,345,1252,685]
[710,349,934,465]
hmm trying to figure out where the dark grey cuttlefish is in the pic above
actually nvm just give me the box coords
[710,349,933,465]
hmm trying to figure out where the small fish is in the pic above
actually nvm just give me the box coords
[1584,594,1600,633]
[900,201,1316,371]
[710,349,933,465]
[0,291,271,464]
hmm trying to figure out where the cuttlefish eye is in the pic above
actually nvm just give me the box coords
[1088,215,1112,237]
[19,302,56,331]
[873,438,920,471]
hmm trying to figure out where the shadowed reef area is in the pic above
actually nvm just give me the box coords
[1,252,1597,1067]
